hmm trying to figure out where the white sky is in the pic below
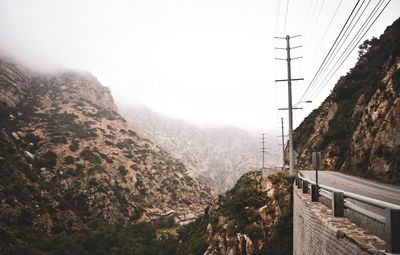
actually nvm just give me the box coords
[0,0,399,134]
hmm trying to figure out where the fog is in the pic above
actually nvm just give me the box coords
[0,0,399,133]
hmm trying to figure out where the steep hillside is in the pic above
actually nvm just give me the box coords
[0,57,212,252]
[177,170,293,255]
[120,105,280,193]
[5,170,293,255]
[293,18,400,184]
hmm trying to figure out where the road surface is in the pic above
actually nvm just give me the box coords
[299,170,400,206]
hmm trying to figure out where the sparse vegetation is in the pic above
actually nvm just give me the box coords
[392,69,400,92]
[117,138,135,150]
[87,164,105,175]
[80,149,101,164]
[176,171,294,255]
[118,165,128,176]
[35,151,58,168]
[293,18,400,181]
[6,220,179,255]
[69,139,80,152]
[64,155,75,164]
[50,136,67,144]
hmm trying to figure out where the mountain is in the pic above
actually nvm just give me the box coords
[293,18,400,184]
[119,104,280,193]
[4,169,293,255]
[0,57,212,252]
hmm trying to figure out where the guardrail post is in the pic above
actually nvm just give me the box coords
[311,184,319,202]
[385,209,400,253]
[332,192,344,217]
[298,178,303,189]
[302,180,309,194]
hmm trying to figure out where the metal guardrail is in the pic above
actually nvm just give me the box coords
[295,173,400,253]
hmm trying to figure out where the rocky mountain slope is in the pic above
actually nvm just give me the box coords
[3,169,292,255]
[178,170,293,255]
[120,105,280,193]
[0,57,212,252]
[293,18,400,184]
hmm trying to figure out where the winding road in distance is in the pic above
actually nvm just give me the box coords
[299,170,400,206]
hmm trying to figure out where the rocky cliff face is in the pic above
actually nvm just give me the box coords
[293,18,400,184]
[120,105,280,193]
[0,58,32,107]
[177,170,293,255]
[0,57,212,252]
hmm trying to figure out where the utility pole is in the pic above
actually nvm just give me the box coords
[277,118,287,170]
[280,117,285,170]
[275,35,303,175]
[260,133,266,169]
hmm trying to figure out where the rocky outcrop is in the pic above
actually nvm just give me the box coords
[49,71,117,112]
[0,58,32,107]
[293,18,400,184]
[185,170,293,255]
[342,59,400,182]
[0,57,212,252]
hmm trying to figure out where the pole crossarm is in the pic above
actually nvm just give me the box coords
[278,107,303,110]
[274,34,302,39]
[275,78,304,82]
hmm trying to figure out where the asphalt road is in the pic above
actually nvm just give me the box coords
[299,170,400,206]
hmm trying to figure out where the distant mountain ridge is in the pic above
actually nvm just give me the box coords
[119,104,281,193]
[0,57,212,252]
[293,18,400,184]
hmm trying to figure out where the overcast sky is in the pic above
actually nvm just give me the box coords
[0,0,399,134]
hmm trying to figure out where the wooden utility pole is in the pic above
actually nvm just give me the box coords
[275,34,303,175]
[277,118,287,170]
[280,117,285,170]
[260,133,266,169]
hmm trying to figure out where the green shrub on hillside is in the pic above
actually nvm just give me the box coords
[64,155,75,164]
[80,149,101,164]
[69,139,79,152]
[6,221,178,255]
[35,151,57,168]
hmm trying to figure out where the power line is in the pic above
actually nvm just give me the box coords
[302,0,366,102]
[304,0,327,48]
[309,0,381,99]
[306,0,371,97]
[275,0,281,35]
[305,0,343,68]
[310,0,392,99]
[297,0,362,103]
[283,0,290,34]
[302,0,320,35]
[301,0,316,32]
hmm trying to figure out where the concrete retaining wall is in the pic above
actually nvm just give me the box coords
[293,187,387,255]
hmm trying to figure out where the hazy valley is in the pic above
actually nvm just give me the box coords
[120,104,280,193]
